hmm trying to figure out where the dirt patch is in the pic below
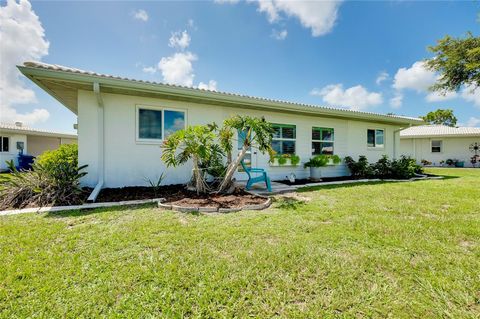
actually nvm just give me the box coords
[167,192,265,209]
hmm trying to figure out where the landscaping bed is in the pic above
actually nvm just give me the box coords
[276,176,354,186]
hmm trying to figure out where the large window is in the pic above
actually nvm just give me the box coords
[137,106,186,142]
[271,124,296,155]
[0,136,9,152]
[367,129,384,148]
[431,140,442,153]
[312,127,334,155]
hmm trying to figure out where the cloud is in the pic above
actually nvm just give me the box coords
[389,93,403,109]
[461,84,480,108]
[311,84,383,110]
[0,0,50,125]
[142,66,157,74]
[425,90,458,102]
[375,71,389,85]
[168,30,191,50]
[132,9,148,22]
[158,52,197,87]
[198,80,217,91]
[271,29,287,40]
[463,117,480,127]
[187,18,197,30]
[217,0,342,37]
[392,61,436,92]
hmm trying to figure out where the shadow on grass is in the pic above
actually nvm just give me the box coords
[272,197,306,210]
[44,203,157,219]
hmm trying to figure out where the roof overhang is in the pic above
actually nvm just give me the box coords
[18,64,425,126]
[0,127,77,139]
[400,134,480,139]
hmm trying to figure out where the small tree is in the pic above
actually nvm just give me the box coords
[421,109,457,127]
[217,115,275,193]
[161,125,219,194]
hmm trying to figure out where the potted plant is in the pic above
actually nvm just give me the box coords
[270,154,300,166]
[446,158,456,167]
[304,154,341,181]
[421,159,432,166]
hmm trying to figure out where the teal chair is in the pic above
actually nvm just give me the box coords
[241,160,272,192]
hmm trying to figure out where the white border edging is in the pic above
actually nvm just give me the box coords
[0,198,165,217]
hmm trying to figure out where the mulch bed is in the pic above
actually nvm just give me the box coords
[276,176,355,186]
[95,184,265,209]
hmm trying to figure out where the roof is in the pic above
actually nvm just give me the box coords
[400,125,480,138]
[0,123,77,139]
[17,61,424,126]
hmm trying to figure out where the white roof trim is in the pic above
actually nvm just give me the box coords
[400,125,480,138]
[0,123,77,139]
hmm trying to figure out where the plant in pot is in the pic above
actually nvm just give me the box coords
[304,154,341,181]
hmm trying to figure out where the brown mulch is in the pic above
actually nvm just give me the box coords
[95,184,265,209]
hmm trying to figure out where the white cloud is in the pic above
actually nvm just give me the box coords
[142,66,157,74]
[168,30,191,50]
[461,84,480,108]
[198,80,217,91]
[271,29,287,40]
[463,117,480,127]
[375,71,389,85]
[217,0,342,37]
[392,61,436,92]
[0,0,50,125]
[133,9,148,22]
[311,84,383,110]
[187,19,197,30]
[425,90,458,102]
[158,52,197,87]
[389,93,403,109]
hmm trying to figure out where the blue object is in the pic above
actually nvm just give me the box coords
[17,154,35,170]
[241,160,272,192]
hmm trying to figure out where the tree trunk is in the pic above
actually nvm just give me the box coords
[217,145,249,193]
[192,157,206,195]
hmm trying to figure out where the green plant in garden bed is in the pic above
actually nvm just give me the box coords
[345,155,423,179]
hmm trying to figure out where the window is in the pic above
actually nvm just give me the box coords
[137,106,186,142]
[367,129,384,148]
[271,124,296,155]
[0,136,9,152]
[312,127,334,155]
[431,140,442,153]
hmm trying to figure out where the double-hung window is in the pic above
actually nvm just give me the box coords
[271,124,296,155]
[431,140,442,153]
[0,136,9,152]
[367,129,384,148]
[137,106,186,142]
[312,127,334,155]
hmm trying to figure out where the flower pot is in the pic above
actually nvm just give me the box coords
[455,161,464,168]
[309,167,322,181]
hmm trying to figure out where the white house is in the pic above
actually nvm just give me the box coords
[400,125,480,167]
[18,61,423,199]
[0,122,77,171]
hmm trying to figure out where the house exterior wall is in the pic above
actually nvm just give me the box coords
[78,90,405,188]
[26,135,77,157]
[0,133,27,170]
[400,136,480,167]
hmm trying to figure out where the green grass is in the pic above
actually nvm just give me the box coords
[1,168,479,318]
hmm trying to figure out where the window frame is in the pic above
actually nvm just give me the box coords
[0,136,9,153]
[271,123,296,155]
[431,140,442,153]
[367,128,385,149]
[135,104,187,144]
[311,127,335,155]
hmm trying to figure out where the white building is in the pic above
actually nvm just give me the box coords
[19,61,424,199]
[400,125,480,167]
[0,122,77,171]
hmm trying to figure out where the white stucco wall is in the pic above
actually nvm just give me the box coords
[0,133,27,170]
[78,90,405,188]
[400,136,480,167]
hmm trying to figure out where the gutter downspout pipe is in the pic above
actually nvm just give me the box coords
[87,82,104,202]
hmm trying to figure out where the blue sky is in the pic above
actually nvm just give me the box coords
[1,0,479,133]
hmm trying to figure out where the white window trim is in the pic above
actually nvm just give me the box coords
[135,104,187,144]
[431,139,443,153]
[0,136,10,153]
[311,126,335,155]
[367,128,385,150]
[271,123,296,155]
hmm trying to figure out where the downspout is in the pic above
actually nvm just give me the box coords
[87,82,104,202]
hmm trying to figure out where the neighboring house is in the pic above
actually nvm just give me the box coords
[0,122,77,171]
[18,61,423,198]
[400,125,480,167]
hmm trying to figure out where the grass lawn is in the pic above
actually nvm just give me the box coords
[1,168,479,318]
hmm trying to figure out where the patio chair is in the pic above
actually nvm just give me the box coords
[241,160,272,192]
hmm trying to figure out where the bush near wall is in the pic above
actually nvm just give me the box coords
[344,155,423,179]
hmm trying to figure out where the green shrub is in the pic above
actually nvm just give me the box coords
[372,155,391,178]
[344,155,423,179]
[344,156,373,178]
[0,145,87,210]
[290,154,300,166]
[304,155,329,168]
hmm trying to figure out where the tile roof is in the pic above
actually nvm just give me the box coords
[21,61,423,123]
[400,125,480,138]
[0,122,77,138]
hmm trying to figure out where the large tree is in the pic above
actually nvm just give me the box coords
[421,109,457,127]
[425,32,480,93]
